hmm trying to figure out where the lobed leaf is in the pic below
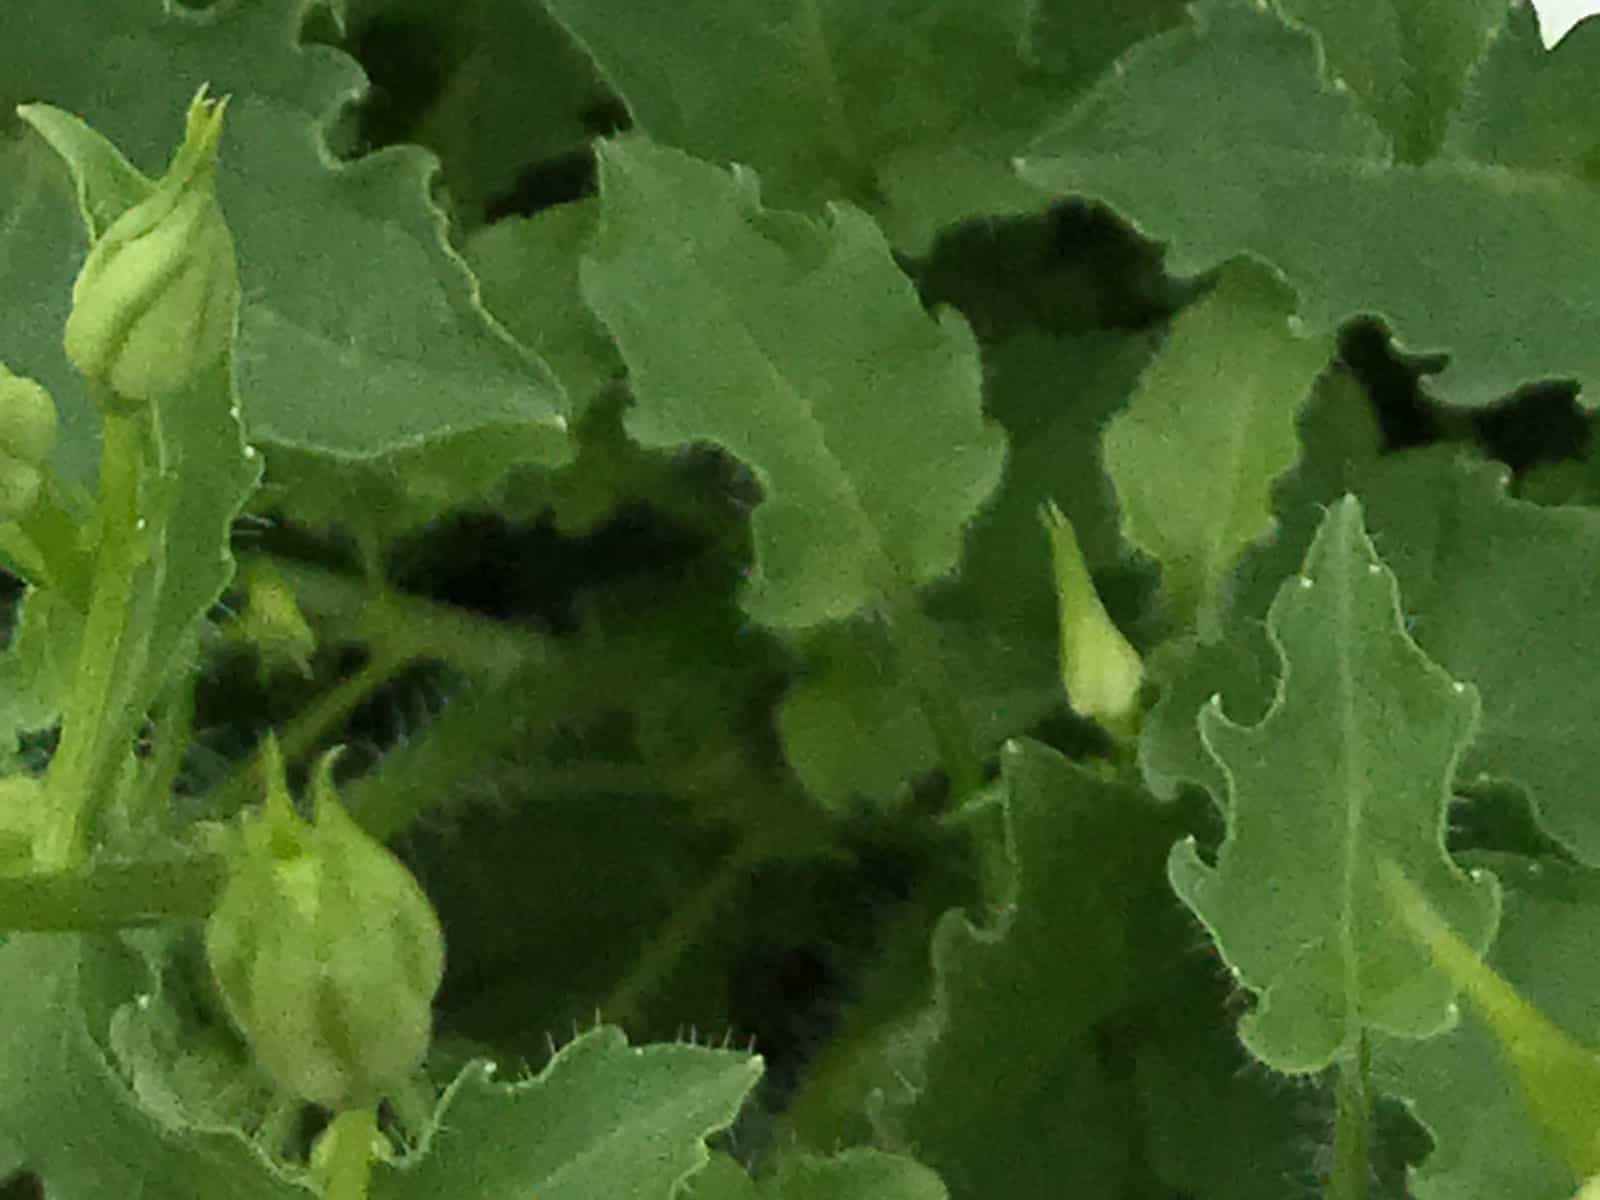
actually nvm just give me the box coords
[582,135,1005,631]
[1168,496,1499,1072]
[1019,0,1600,409]
[1102,261,1331,639]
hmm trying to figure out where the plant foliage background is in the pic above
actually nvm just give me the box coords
[4,0,1600,1197]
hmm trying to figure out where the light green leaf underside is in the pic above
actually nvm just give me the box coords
[1169,497,1498,1072]
[1278,0,1504,163]
[1019,0,1600,408]
[0,0,567,472]
[0,935,309,1198]
[375,1027,760,1199]
[1373,856,1600,1200]
[1103,261,1330,639]
[874,739,1189,1197]
[582,136,1005,630]
[542,0,1185,251]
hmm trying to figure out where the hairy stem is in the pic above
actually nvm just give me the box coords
[0,854,222,930]
[39,408,145,868]
[1326,1037,1371,1200]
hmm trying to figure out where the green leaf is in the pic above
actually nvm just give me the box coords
[1345,450,1600,868]
[1134,941,1324,1199]
[777,617,1057,810]
[1,0,568,480]
[582,136,1005,631]
[874,738,1188,1198]
[1134,364,1382,806]
[1373,856,1600,1199]
[375,1028,760,1198]
[464,199,621,419]
[1168,496,1499,1072]
[1224,442,1600,868]
[0,934,310,1198]
[763,1148,948,1199]
[687,1148,947,1200]
[1018,0,1600,408]
[1102,262,1331,639]
[1277,0,1503,163]
[336,0,610,227]
[542,0,1185,250]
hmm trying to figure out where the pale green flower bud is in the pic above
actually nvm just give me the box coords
[1042,501,1143,737]
[0,365,58,520]
[63,87,239,406]
[205,739,445,1109]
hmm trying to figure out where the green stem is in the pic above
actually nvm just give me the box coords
[319,1107,379,1200]
[253,555,552,678]
[39,409,145,868]
[0,853,222,930]
[1325,1037,1371,1200]
[881,587,982,804]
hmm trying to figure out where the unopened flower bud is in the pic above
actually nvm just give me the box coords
[0,365,58,520]
[62,87,239,407]
[1042,501,1143,737]
[205,739,445,1109]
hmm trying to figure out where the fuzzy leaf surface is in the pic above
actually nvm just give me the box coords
[582,136,1005,630]
[1103,262,1330,638]
[376,1028,760,1198]
[1018,0,1600,408]
[1169,497,1498,1072]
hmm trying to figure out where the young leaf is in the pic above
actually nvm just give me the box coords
[1101,261,1331,640]
[376,1028,760,1199]
[1168,496,1499,1072]
[1018,0,1600,408]
[582,136,1005,631]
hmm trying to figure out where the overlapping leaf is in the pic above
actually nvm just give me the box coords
[541,0,1185,251]
[873,738,1188,1198]
[1169,497,1498,1072]
[1373,855,1600,1200]
[688,1148,948,1200]
[0,934,309,1199]
[1103,261,1331,639]
[0,0,567,484]
[1019,0,1600,408]
[581,135,1005,631]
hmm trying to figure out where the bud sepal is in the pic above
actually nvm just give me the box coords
[204,739,445,1109]
[61,86,240,407]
